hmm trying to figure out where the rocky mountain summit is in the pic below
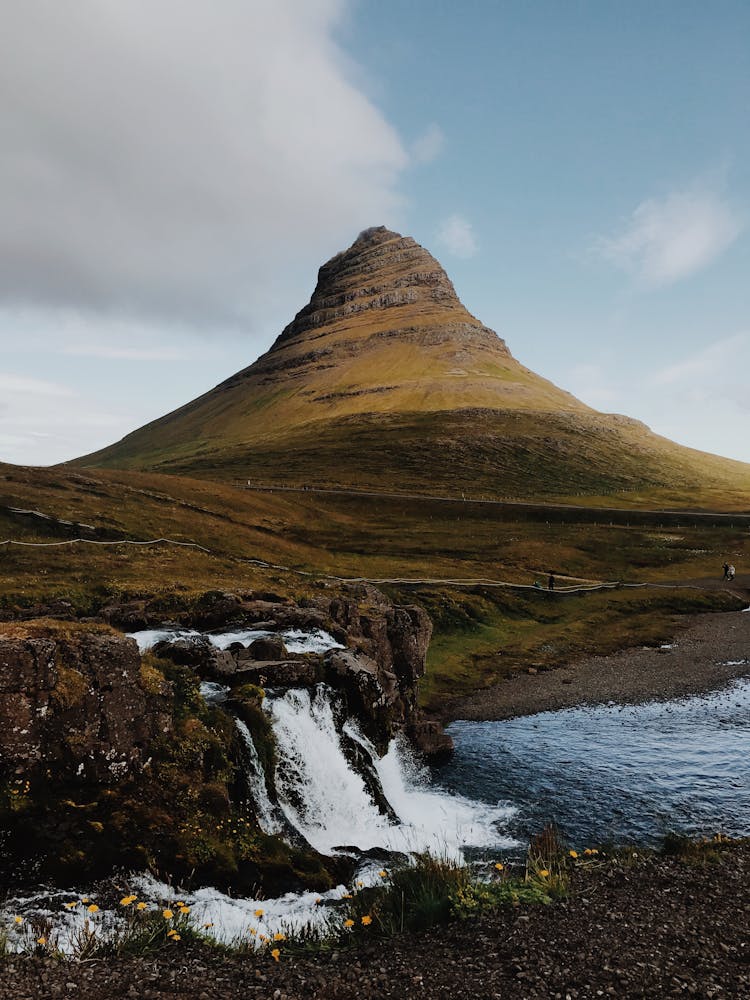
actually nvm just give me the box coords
[77,227,750,497]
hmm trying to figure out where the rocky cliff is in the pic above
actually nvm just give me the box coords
[0,586,449,889]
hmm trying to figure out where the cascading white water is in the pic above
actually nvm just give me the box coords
[267,685,516,859]
[234,719,284,835]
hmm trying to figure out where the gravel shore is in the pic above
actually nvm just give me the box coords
[448,579,750,722]
[3,843,749,999]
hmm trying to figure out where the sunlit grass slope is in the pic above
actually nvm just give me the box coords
[75,227,750,505]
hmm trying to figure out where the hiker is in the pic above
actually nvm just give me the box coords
[727,564,736,581]
[548,573,555,591]
[533,580,542,589]
[722,562,730,580]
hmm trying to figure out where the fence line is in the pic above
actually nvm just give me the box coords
[0,537,211,553]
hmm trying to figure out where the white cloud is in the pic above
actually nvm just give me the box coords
[436,214,478,259]
[559,332,750,463]
[0,373,75,398]
[651,332,749,387]
[597,187,743,285]
[0,1,408,330]
[411,124,445,165]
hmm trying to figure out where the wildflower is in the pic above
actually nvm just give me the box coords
[13,916,23,924]
[259,934,267,942]
[361,915,372,926]
[203,923,214,929]
[120,896,135,907]
[37,937,46,946]
[569,850,578,859]
[64,901,77,910]
[494,862,504,871]
[178,906,190,915]
[271,948,280,962]
[136,902,148,911]
[314,898,322,905]
[249,928,257,936]
[273,932,286,941]
[167,929,178,938]
[538,869,550,878]
[254,908,264,918]
[162,909,174,920]
[171,934,181,942]
[378,870,387,878]
[343,919,354,929]
[341,893,352,900]
[87,904,100,913]
[356,880,364,887]
[583,848,592,856]
[81,898,89,904]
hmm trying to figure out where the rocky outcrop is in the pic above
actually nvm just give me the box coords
[0,620,171,783]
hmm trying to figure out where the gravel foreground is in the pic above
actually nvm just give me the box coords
[2,844,750,999]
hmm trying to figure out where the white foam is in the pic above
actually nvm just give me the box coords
[268,686,516,859]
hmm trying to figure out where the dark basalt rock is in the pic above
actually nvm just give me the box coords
[0,621,171,784]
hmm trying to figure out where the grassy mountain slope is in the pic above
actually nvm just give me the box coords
[75,227,750,502]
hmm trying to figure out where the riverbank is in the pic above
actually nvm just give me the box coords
[3,840,749,998]
[446,585,750,722]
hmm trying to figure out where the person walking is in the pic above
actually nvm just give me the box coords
[722,562,730,579]
[727,564,736,581]
[548,573,555,591]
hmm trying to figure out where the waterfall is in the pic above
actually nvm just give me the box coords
[234,719,284,835]
[266,684,516,859]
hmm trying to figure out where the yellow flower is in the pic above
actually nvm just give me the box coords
[87,904,100,913]
[136,902,148,911]
[538,869,550,878]
[356,880,364,887]
[378,870,387,878]
[583,848,592,856]
[341,893,352,900]
[249,928,257,936]
[81,898,89,904]
[254,908,264,918]
[162,909,174,920]
[167,929,178,938]
[64,901,78,910]
[361,915,372,926]
[273,932,286,941]
[494,862,504,871]
[37,937,46,946]
[171,934,181,942]
[271,948,280,962]
[259,934,267,942]
[203,923,214,929]
[13,916,23,924]
[314,898,322,905]
[343,919,354,928]
[178,906,190,915]
[120,896,134,906]
[569,850,578,859]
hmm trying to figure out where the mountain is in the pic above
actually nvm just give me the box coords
[77,227,750,500]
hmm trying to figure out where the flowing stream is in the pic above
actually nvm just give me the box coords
[439,674,750,849]
[8,624,748,948]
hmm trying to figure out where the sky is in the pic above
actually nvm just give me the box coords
[1,0,748,467]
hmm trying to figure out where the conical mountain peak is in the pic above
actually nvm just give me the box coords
[80,225,748,503]
[271,225,479,351]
